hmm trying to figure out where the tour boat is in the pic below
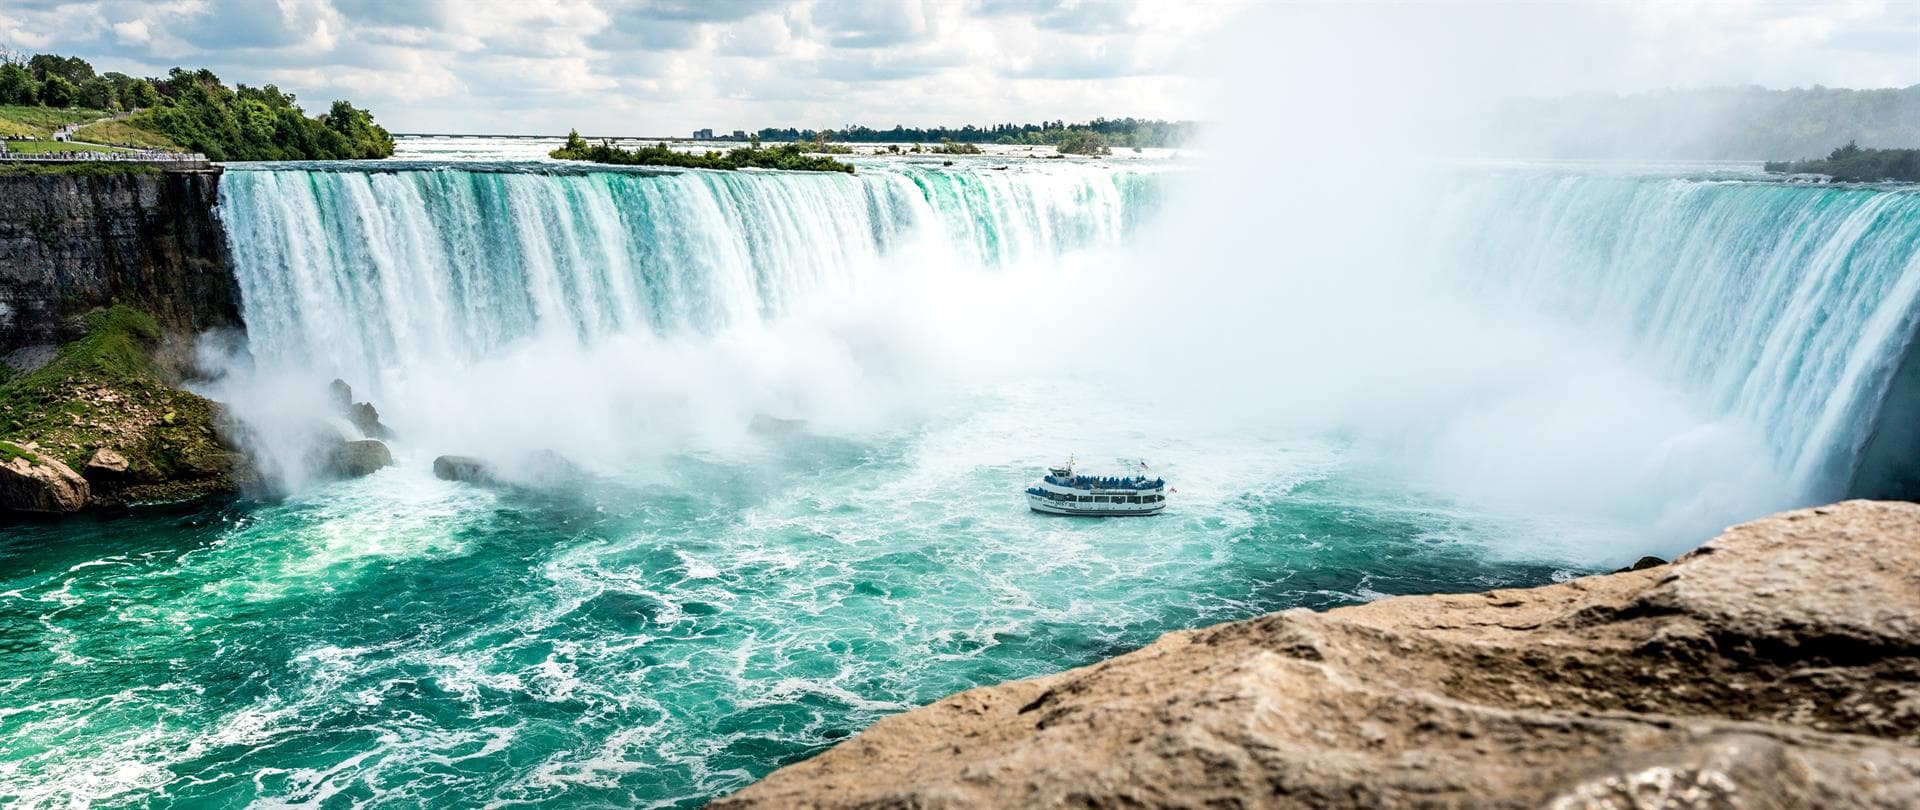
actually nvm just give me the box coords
[1026,459,1169,516]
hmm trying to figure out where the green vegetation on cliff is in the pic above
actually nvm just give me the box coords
[551,130,854,173]
[1,51,393,161]
[1765,142,1920,183]
[0,306,237,502]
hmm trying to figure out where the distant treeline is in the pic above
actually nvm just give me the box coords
[552,130,853,173]
[1765,142,1920,183]
[754,117,1195,149]
[1493,85,1920,161]
[0,49,393,161]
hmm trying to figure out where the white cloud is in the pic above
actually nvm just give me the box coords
[0,0,1911,135]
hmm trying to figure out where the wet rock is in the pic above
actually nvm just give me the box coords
[327,378,353,411]
[327,439,392,478]
[2,344,57,376]
[348,401,393,440]
[714,500,1920,810]
[0,440,90,513]
[83,447,130,479]
[1611,554,1668,574]
[433,455,493,484]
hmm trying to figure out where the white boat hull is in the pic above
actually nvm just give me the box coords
[1027,493,1165,517]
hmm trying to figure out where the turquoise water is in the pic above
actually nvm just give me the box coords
[5,151,1919,807]
[0,407,1572,807]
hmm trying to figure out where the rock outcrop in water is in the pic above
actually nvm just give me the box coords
[715,500,1920,809]
[433,455,493,484]
[327,439,392,478]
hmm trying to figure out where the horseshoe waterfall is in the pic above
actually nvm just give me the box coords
[3,156,1918,809]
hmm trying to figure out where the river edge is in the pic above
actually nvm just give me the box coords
[714,499,1920,809]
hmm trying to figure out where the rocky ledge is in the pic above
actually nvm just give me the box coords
[0,306,244,513]
[715,500,1920,809]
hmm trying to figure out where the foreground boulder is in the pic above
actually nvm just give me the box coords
[0,440,90,512]
[715,501,1920,809]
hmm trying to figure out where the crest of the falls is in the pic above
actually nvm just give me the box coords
[218,163,1157,381]
[1423,172,1920,501]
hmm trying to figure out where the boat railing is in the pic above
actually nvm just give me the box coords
[1043,474,1165,490]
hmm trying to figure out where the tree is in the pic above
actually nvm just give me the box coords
[38,74,75,108]
[125,78,159,109]
[27,53,92,85]
[1055,130,1110,155]
[77,76,116,110]
[0,62,37,105]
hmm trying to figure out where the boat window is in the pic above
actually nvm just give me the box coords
[1127,496,1140,504]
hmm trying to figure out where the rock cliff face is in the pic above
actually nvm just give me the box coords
[0,169,238,350]
[715,501,1920,809]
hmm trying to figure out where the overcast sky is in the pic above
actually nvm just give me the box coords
[1,0,1915,136]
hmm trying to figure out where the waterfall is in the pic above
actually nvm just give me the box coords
[218,164,1158,383]
[214,160,1920,509]
[1424,172,1920,500]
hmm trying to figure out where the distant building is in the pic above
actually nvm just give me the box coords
[731,130,747,141]
[693,128,714,140]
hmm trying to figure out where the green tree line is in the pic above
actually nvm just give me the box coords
[0,50,393,161]
[552,130,853,173]
[1764,141,1920,182]
[754,117,1194,149]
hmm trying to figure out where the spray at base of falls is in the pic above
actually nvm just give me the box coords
[209,162,1158,490]
[207,160,1920,549]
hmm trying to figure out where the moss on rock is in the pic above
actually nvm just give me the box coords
[0,305,241,506]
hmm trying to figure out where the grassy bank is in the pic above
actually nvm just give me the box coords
[0,104,107,138]
[72,118,180,150]
[0,306,237,501]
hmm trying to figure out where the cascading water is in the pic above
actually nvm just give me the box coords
[1423,171,1920,501]
[218,163,1155,382]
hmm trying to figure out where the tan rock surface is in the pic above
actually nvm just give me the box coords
[713,501,1920,810]
[0,440,90,512]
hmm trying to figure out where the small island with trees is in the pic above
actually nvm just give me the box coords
[550,130,854,173]
[1764,142,1920,183]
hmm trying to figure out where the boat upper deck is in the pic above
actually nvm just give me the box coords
[1042,474,1166,492]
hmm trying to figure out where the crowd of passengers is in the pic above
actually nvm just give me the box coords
[1042,474,1167,490]
[1027,488,1166,504]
